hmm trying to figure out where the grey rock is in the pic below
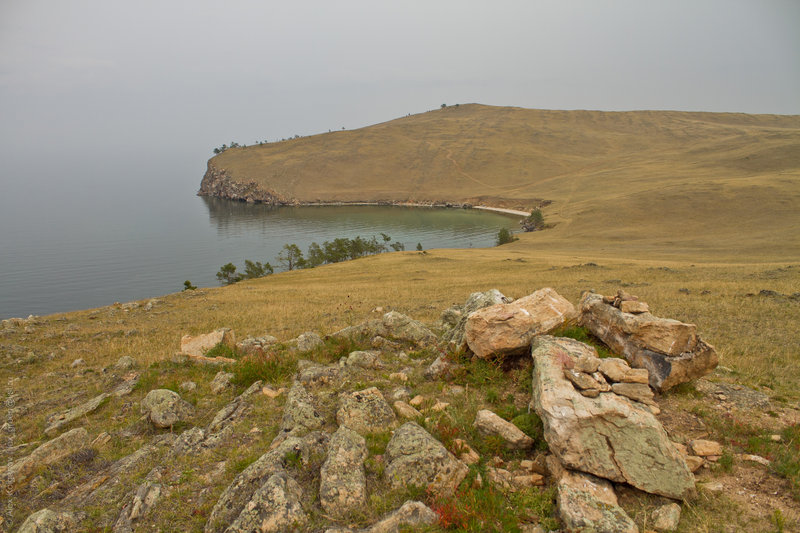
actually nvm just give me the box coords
[114,356,137,370]
[71,358,85,368]
[205,432,328,533]
[226,472,306,533]
[337,387,396,434]
[556,468,638,533]
[344,350,384,370]
[293,331,323,352]
[384,422,468,497]
[16,509,76,533]
[2,428,89,488]
[423,354,462,381]
[332,312,437,347]
[320,426,368,518]
[112,469,163,533]
[44,393,110,437]
[180,381,197,392]
[366,500,438,533]
[210,371,234,394]
[277,382,324,440]
[140,389,194,428]
[298,364,340,387]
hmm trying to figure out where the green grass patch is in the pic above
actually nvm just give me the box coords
[205,342,241,359]
[552,325,615,358]
[231,354,298,387]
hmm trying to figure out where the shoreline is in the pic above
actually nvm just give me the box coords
[289,201,529,218]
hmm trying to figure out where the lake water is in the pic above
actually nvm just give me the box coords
[0,155,517,319]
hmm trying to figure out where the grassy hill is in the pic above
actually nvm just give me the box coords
[210,104,800,260]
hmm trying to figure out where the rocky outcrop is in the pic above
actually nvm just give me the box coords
[210,371,234,394]
[140,389,195,428]
[530,336,695,500]
[465,288,577,358]
[2,428,89,489]
[579,292,718,391]
[332,312,438,346]
[384,422,468,497]
[199,161,285,204]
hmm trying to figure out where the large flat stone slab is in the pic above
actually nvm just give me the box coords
[530,336,695,500]
[465,287,577,358]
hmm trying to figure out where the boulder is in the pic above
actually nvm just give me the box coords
[333,312,437,346]
[365,500,438,533]
[393,400,423,420]
[441,289,511,350]
[205,432,329,533]
[473,409,534,450]
[16,509,77,533]
[226,472,307,533]
[688,439,723,457]
[423,355,463,381]
[2,428,89,488]
[384,422,468,497]
[337,387,396,434]
[277,382,324,439]
[320,426,368,518]
[556,468,638,533]
[114,356,137,370]
[530,336,695,500]
[344,350,384,370]
[465,288,577,358]
[210,371,234,394]
[140,389,194,428]
[293,331,323,353]
[180,328,235,357]
[579,292,718,391]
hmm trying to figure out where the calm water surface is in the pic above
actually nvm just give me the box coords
[0,158,516,319]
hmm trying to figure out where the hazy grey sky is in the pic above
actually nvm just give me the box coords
[1,0,798,172]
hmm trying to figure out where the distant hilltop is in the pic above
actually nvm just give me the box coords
[199,103,800,257]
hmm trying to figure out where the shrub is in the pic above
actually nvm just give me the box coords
[496,228,516,246]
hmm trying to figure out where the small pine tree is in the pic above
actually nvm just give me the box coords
[416,243,423,251]
[496,228,516,246]
[183,280,197,291]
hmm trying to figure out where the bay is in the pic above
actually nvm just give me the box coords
[0,155,517,319]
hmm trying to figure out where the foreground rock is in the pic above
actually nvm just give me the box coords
[465,288,577,358]
[384,422,468,497]
[140,389,195,428]
[556,467,638,533]
[227,472,307,533]
[205,432,329,533]
[320,426,369,518]
[579,292,718,391]
[180,328,236,357]
[276,382,324,441]
[16,509,77,533]
[2,428,89,489]
[531,336,695,500]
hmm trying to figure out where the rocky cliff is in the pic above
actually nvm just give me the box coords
[198,161,286,205]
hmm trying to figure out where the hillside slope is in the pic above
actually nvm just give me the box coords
[202,104,800,260]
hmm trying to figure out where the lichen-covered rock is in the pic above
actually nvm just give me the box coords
[332,312,437,346]
[180,328,235,357]
[473,409,534,450]
[112,470,163,533]
[278,382,324,439]
[226,472,307,533]
[336,387,396,434]
[579,292,718,391]
[344,350,384,370]
[293,331,324,353]
[205,432,329,533]
[556,468,638,533]
[16,509,76,533]
[210,371,234,394]
[465,288,577,358]
[652,502,682,532]
[423,354,463,381]
[441,289,511,350]
[140,389,194,428]
[320,426,368,518]
[531,336,695,500]
[298,364,340,387]
[114,355,137,370]
[45,393,111,436]
[367,500,438,533]
[393,400,422,420]
[2,428,89,488]
[384,422,468,497]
